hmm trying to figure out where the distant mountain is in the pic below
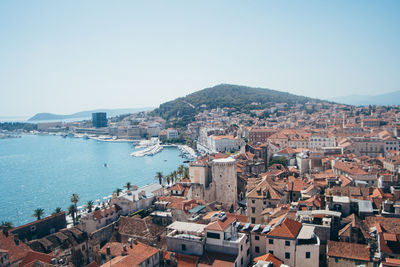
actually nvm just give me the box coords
[28,107,153,121]
[153,84,327,127]
[329,91,400,106]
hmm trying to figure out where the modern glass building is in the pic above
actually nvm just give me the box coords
[92,112,107,128]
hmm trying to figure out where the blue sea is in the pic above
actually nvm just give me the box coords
[0,134,185,226]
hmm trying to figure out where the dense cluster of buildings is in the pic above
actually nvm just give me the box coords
[36,112,180,142]
[2,101,400,267]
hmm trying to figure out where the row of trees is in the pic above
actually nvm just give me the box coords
[154,164,189,185]
[6,166,189,229]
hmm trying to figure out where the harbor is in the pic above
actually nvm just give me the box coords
[0,134,186,226]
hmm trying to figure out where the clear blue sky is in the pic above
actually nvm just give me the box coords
[1,0,399,116]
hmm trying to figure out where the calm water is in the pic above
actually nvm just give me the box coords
[0,134,185,226]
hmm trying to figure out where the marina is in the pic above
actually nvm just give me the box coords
[0,134,186,226]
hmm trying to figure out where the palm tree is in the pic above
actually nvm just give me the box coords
[68,204,77,225]
[124,182,132,191]
[32,208,45,220]
[183,167,189,179]
[165,175,170,185]
[86,200,94,213]
[52,207,62,215]
[173,170,180,182]
[155,172,163,185]
[1,221,14,229]
[70,193,80,209]
[70,193,80,224]
[169,172,175,184]
[114,188,122,196]
[177,165,185,179]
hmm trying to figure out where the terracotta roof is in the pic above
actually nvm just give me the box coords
[253,253,282,266]
[83,262,99,267]
[100,241,159,267]
[169,184,185,192]
[198,251,236,267]
[19,251,52,267]
[334,161,368,176]
[382,258,400,267]
[0,232,31,263]
[205,217,236,232]
[266,218,302,239]
[327,241,370,261]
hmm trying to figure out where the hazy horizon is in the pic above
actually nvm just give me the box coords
[1,1,399,117]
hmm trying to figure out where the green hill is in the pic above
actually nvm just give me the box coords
[153,84,323,127]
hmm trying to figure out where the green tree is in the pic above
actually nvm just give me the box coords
[183,167,189,179]
[68,204,77,225]
[52,207,62,215]
[177,165,185,179]
[32,208,45,220]
[124,182,132,191]
[86,200,94,213]
[269,156,288,167]
[1,221,14,229]
[70,193,80,224]
[114,188,122,196]
[155,172,164,185]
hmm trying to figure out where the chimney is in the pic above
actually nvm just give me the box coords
[106,246,111,256]
[128,238,133,248]
[123,244,127,252]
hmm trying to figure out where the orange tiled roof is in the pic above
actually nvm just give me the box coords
[19,251,52,267]
[253,253,282,267]
[327,241,370,261]
[205,217,236,232]
[0,232,31,263]
[266,218,302,239]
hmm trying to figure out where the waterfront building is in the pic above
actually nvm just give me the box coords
[10,212,66,242]
[78,205,122,234]
[92,112,107,128]
[109,183,163,216]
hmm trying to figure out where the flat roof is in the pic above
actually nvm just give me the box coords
[167,221,206,234]
[333,196,350,203]
[213,157,235,163]
[189,205,206,214]
[297,225,315,240]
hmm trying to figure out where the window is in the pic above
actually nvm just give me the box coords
[285,241,290,246]
[255,246,260,253]
[252,207,255,213]
[247,248,250,256]
[269,250,273,254]
[207,232,220,239]
[263,201,266,205]
[269,239,274,244]
[252,200,255,204]
[306,252,310,258]
[82,245,86,251]
[241,245,243,251]
[182,244,186,251]
[251,217,256,224]
[241,257,243,265]
[335,258,338,263]
[255,235,260,241]
[285,252,290,259]
[30,225,36,231]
